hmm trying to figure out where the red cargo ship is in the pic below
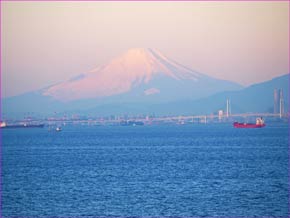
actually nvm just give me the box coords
[233,117,265,128]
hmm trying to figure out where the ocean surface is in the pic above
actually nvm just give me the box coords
[2,123,289,217]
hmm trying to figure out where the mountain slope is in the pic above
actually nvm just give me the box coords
[42,48,241,103]
[150,73,289,115]
[2,48,243,118]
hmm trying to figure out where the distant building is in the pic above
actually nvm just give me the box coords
[226,99,231,117]
[274,88,284,116]
[280,89,284,118]
[274,88,280,114]
[218,110,223,120]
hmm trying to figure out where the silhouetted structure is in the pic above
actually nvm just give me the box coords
[274,88,284,117]
[226,99,231,117]
[280,89,284,118]
[274,88,280,114]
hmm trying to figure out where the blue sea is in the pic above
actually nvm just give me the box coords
[2,123,289,217]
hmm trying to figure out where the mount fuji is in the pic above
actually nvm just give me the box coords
[3,48,242,117]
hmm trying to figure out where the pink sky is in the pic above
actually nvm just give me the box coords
[2,1,289,97]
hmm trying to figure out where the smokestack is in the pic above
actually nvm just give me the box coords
[226,99,230,117]
[274,89,279,114]
[280,89,284,118]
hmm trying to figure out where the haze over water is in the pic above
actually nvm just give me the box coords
[2,123,288,216]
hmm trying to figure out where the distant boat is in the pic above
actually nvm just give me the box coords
[233,117,266,128]
[120,121,144,126]
[55,127,62,132]
[0,121,45,129]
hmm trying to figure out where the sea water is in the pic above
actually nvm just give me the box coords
[1,123,289,216]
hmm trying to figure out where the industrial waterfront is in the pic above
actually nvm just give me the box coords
[1,112,288,128]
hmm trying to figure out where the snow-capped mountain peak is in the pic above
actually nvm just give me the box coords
[43,48,202,101]
[43,48,239,102]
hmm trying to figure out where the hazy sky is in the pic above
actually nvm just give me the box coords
[2,1,289,97]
